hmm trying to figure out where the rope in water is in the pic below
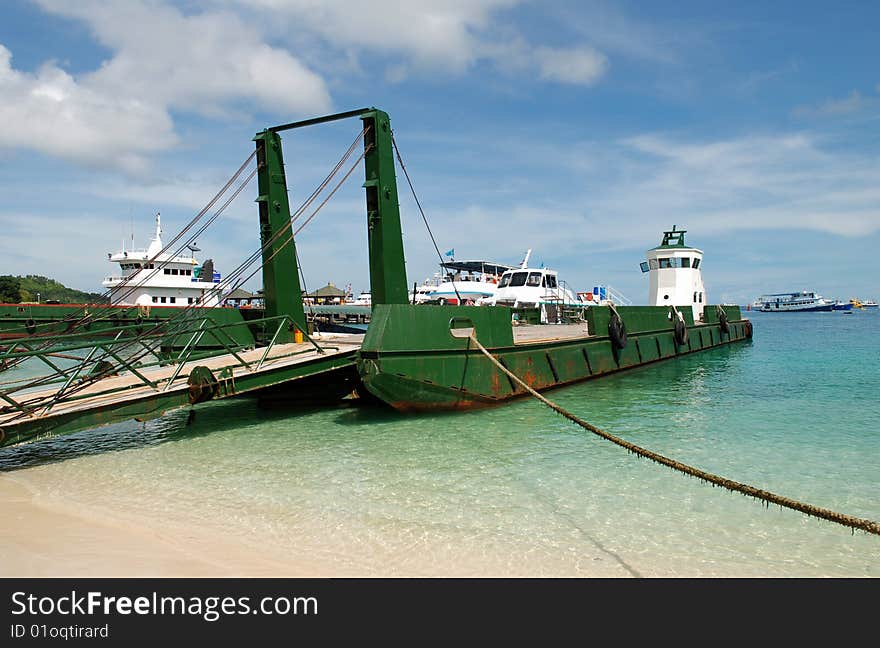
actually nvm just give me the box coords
[468,332,880,537]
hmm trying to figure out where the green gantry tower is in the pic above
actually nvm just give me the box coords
[254,108,409,338]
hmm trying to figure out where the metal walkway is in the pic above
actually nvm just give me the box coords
[0,328,364,448]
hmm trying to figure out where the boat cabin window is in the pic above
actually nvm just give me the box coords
[545,274,557,289]
[509,272,528,287]
[160,297,167,303]
[152,296,158,303]
[527,272,542,287]
[170,297,176,304]
[499,273,512,288]
[164,268,170,275]
[171,269,179,275]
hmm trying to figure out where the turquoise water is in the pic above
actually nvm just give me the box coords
[2,311,878,576]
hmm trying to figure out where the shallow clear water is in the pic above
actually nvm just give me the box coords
[2,310,878,576]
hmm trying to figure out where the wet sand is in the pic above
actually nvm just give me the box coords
[0,469,632,578]
[0,473,323,578]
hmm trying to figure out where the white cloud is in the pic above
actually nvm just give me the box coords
[535,46,608,85]
[793,90,869,118]
[36,0,330,115]
[0,1,332,171]
[223,0,517,72]
[0,45,175,173]
[589,132,880,240]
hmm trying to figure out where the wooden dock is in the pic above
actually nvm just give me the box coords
[0,332,364,448]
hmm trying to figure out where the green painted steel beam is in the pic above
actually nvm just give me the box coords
[361,109,409,305]
[268,108,373,133]
[253,130,306,342]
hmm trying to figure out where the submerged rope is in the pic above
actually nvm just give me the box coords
[468,332,880,537]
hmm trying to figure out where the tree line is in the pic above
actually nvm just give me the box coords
[0,275,107,304]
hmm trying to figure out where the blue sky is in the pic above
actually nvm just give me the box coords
[1,0,878,305]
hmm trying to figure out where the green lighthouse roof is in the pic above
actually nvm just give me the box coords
[652,225,688,249]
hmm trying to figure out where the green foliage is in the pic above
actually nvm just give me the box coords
[6,275,107,304]
[0,275,22,303]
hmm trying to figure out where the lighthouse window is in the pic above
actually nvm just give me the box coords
[640,262,649,273]
[659,258,671,269]
[648,259,659,270]
[692,258,701,269]
[681,258,691,268]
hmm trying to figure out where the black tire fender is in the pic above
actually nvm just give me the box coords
[674,316,688,346]
[608,313,627,350]
[718,309,730,335]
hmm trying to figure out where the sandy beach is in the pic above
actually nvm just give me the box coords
[0,465,635,579]
[0,472,323,578]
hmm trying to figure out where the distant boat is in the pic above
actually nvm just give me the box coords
[103,213,226,307]
[350,291,372,306]
[757,291,835,312]
[409,273,442,304]
[426,258,517,305]
[849,298,879,310]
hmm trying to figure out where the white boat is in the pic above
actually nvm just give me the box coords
[861,299,879,310]
[756,291,835,312]
[350,291,372,306]
[103,213,226,307]
[426,258,517,305]
[409,273,442,304]
[481,250,601,322]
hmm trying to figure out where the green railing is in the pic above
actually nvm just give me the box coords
[0,312,331,422]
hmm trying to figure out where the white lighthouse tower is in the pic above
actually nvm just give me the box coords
[640,225,707,321]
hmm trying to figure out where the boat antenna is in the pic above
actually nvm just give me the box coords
[520,249,532,269]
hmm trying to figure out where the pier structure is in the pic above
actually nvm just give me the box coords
[1,109,395,447]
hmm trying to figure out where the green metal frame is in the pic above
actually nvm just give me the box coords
[257,107,409,311]
[0,312,344,447]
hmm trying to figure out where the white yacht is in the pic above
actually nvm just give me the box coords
[409,273,442,304]
[756,291,835,312]
[482,250,590,324]
[350,291,372,306]
[103,213,226,307]
[426,259,517,305]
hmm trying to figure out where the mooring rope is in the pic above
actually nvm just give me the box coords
[468,332,880,537]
